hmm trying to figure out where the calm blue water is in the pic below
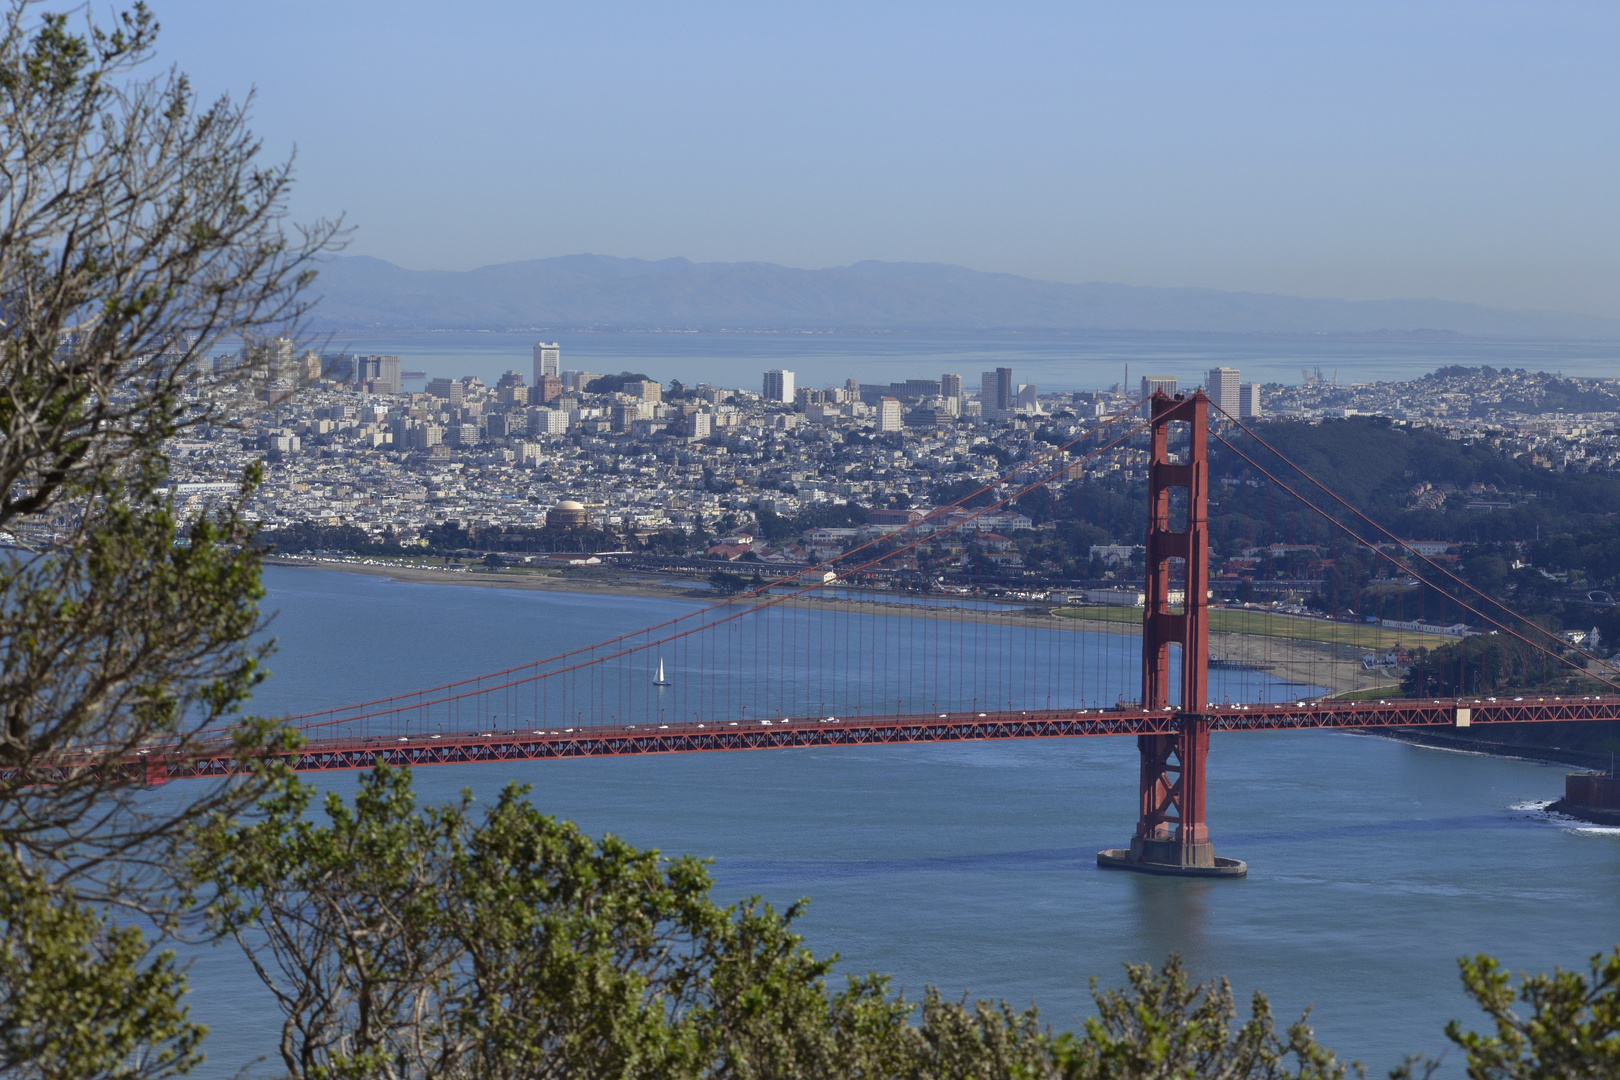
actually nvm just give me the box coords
[299,329,1620,395]
[180,567,1620,1077]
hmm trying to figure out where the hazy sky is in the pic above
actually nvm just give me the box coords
[150,2,1620,315]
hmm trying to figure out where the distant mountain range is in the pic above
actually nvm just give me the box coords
[307,254,1620,339]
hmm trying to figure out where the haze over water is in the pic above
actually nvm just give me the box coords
[302,330,1620,397]
[182,567,1620,1078]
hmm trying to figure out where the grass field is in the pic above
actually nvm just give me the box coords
[1329,683,1406,700]
[1052,604,1452,650]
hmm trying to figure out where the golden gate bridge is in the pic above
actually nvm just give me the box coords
[139,391,1620,877]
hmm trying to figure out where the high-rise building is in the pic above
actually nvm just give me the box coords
[535,375,563,404]
[426,377,464,405]
[1016,383,1040,413]
[242,337,298,389]
[980,367,1013,414]
[1239,383,1262,419]
[1207,367,1240,415]
[529,407,569,435]
[1137,376,1177,415]
[534,342,560,384]
[321,352,356,384]
[763,369,795,403]
[628,379,662,403]
[877,396,902,432]
[941,373,963,402]
[355,355,402,395]
[1140,375,1177,401]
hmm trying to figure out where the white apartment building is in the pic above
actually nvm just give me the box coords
[877,396,902,432]
[529,407,569,435]
[763,369,795,403]
[1207,367,1240,415]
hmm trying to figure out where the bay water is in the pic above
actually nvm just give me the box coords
[177,566,1620,1077]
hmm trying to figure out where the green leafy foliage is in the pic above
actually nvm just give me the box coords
[753,502,870,544]
[1053,955,1354,1080]
[708,570,748,594]
[584,372,656,395]
[1396,947,1620,1080]
[0,0,331,1071]
[200,767,1367,1080]
[0,855,203,1080]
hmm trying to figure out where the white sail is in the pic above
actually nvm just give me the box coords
[653,658,671,686]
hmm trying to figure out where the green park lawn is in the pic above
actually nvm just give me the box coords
[1053,604,1451,650]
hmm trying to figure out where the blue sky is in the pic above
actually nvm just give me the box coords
[150,2,1619,315]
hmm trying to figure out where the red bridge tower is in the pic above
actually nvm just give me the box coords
[1099,390,1247,877]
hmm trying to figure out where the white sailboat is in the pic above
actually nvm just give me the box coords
[653,658,672,686]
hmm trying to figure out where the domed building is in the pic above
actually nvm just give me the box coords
[546,499,591,530]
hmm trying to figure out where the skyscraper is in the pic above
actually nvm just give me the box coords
[1207,367,1240,415]
[941,373,962,402]
[763,369,795,403]
[1239,383,1262,419]
[1139,375,1178,417]
[533,342,560,384]
[980,367,1013,414]
[1140,375,1177,400]
[241,337,298,389]
[355,355,402,395]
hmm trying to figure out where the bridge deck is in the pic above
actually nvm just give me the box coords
[142,695,1620,780]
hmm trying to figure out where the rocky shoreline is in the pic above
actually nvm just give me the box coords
[1543,798,1620,827]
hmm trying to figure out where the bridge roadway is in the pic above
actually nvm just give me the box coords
[150,694,1620,780]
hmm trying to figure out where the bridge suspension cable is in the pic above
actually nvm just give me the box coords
[1211,405,1620,693]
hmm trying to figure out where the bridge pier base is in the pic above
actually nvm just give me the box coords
[1097,840,1246,878]
[1096,389,1246,879]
